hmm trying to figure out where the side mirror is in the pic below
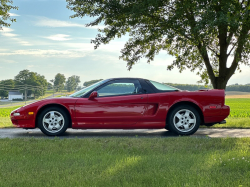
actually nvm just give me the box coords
[88,91,98,100]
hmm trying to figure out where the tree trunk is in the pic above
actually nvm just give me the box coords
[211,77,228,89]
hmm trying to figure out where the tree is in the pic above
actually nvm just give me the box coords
[47,82,53,89]
[83,79,103,87]
[67,0,250,89]
[54,73,66,92]
[15,69,48,99]
[65,75,81,92]
[0,0,18,29]
[0,79,15,98]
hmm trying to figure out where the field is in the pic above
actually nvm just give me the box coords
[226,91,250,98]
[226,99,250,117]
[0,106,21,128]
[0,98,249,128]
[0,106,21,117]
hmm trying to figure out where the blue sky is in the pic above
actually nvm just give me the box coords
[0,0,250,85]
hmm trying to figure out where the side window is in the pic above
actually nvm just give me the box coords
[97,80,143,97]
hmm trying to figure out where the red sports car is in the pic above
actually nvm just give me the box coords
[10,78,230,136]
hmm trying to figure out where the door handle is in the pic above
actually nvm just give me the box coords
[141,97,143,99]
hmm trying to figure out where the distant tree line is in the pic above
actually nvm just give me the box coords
[83,79,103,87]
[225,84,250,92]
[2,72,250,100]
[166,83,213,91]
[0,70,48,99]
[0,70,82,99]
[167,83,250,92]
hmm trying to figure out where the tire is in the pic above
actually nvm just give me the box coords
[37,107,69,136]
[167,105,200,135]
[204,123,215,127]
[165,125,171,131]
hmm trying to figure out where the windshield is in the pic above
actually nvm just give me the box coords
[69,80,107,97]
[149,80,179,91]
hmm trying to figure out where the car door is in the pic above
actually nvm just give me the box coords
[74,79,148,128]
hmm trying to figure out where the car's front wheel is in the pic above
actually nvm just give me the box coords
[37,107,69,136]
[167,105,200,135]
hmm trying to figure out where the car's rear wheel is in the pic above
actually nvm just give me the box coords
[38,107,69,136]
[167,105,200,135]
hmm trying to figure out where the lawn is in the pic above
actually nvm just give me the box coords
[0,99,249,128]
[0,137,250,186]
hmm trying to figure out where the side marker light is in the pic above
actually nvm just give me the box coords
[209,106,217,109]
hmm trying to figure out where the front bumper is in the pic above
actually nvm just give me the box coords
[10,109,36,128]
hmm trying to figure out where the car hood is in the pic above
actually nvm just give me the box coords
[20,97,78,109]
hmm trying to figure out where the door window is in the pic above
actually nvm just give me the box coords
[97,80,143,97]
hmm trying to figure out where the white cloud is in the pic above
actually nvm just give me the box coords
[2,32,18,37]
[63,41,126,53]
[44,34,71,41]
[35,17,105,29]
[0,49,88,58]
[16,40,32,46]
[0,27,18,37]
[2,59,18,64]
[27,65,34,68]
[0,27,14,32]
[0,27,32,46]
[9,13,20,16]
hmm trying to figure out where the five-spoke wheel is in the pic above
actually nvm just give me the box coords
[167,105,200,135]
[42,111,65,133]
[38,107,69,136]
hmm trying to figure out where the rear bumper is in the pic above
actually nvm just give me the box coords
[204,105,230,124]
[220,105,230,117]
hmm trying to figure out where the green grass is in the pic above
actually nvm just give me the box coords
[226,98,250,117]
[0,117,14,128]
[0,106,21,117]
[212,117,250,128]
[0,137,250,186]
[0,101,25,106]
[0,106,22,128]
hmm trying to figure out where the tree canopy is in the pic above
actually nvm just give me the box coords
[0,79,15,98]
[14,69,48,98]
[67,0,250,89]
[54,73,66,92]
[83,79,103,87]
[65,75,81,92]
[0,0,18,29]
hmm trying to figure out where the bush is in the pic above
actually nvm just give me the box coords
[12,98,24,101]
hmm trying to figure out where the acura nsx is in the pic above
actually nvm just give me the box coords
[10,78,230,136]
